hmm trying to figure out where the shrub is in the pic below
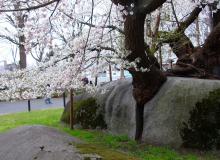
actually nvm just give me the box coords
[180,89,220,150]
[75,98,107,129]
[61,97,107,129]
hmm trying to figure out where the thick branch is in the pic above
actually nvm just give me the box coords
[177,5,205,32]
[137,0,166,14]
[159,5,205,59]
[196,21,220,70]
[111,0,166,14]
[209,2,220,28]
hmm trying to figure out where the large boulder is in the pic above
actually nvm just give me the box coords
[61,80,136,137]
[61,77,220,148]
[101,80,136,138]
[142,77,220,148]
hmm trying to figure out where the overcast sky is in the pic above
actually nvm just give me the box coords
[0,42,12,62]
[0,41,35,67]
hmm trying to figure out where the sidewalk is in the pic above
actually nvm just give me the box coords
[0,98,65,115]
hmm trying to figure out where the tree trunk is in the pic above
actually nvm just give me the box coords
[111,0,167,141]
[212,4,220,28]
[15,2,27,69]
[95,51,100,86]
[197,22,220,72]
[208,5,214,31]
[109,64,112,82]
[19,35,26,69]
[169,33,194,60]
[124,13,166,141]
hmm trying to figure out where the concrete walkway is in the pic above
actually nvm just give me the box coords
[0,98,66,115]
[0,125,83,160]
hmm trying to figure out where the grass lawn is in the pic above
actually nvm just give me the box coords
[0,108,219,160]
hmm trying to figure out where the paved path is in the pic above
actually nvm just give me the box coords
[0,98,66,115]
[0,125,83,160]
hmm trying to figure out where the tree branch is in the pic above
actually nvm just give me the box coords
[0,0,59,12]
[0,35,19,45]
[61,11,124,34]
[88,45,117,53]
[177,4,206,32]
[79,20,124,34]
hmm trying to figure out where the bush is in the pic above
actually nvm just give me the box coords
[75,98,107,129]
[180,89,220,150]
[61,97,107,129]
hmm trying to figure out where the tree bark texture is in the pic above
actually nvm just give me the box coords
[15,2,27,69]
[19,35,26,69]
[124,12,166,141]
[111,0,167,141]
[161,5,220,77]
[197,22,220,72]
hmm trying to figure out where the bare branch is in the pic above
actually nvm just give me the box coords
[88,45,117,53]
[169,0,180,27]
[177,4,206,32]
[79,20,124,34]
[0,35,19,45]
[61,11,124,34]
[0,0,59,12]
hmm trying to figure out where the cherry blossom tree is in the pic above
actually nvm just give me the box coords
[0,0,124,101]
[0,0,220,141]
[0,2,29,68]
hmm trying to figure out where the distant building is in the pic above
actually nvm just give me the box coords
[0,60,18,73]
[86,69,132,85]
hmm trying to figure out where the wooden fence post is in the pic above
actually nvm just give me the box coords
[70,89,74,130]
[63,92,66,108]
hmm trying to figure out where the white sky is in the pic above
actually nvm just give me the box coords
[0,18,15,63]
[0,39,36,67]
[0,17,34,66]
[0,44,10,62]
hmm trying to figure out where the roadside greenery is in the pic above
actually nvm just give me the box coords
[0,108,219,160]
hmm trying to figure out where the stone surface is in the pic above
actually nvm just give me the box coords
[102,80,136,139]
[142,77,220,148]
[0,125,83,160]
[61,77,220,148]
[82,154,102,160]
[61,79,136,138]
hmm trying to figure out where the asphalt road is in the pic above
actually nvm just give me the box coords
[0,98,66,115]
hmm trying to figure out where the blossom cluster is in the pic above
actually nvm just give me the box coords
[0,0,219,101]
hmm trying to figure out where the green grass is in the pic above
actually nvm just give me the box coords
[0,108,219,160]
[0,108,62,132]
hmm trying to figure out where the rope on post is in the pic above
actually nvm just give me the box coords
[70,89,74,130]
